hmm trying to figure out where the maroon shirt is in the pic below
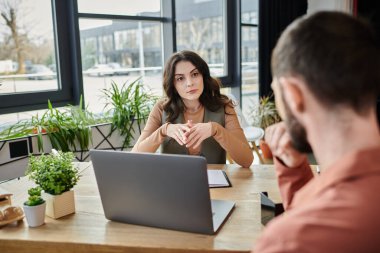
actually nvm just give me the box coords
[254,146,380,253]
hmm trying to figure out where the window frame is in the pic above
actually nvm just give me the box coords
[0,0,83,114]
[0,0,245,114]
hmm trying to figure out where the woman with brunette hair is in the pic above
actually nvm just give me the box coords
[132,50,253,167]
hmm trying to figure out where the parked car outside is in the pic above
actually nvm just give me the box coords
[27,65,56,80]
[107,63,129,76]
[48,64,57,73]
[86,64,114,77]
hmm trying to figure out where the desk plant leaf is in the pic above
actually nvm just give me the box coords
[26,151,80,195]
[24,187,45,206]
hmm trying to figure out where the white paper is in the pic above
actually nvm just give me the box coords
[207,170,230,188]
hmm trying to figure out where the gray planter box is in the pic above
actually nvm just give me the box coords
[0,120,145,181]
[91,121,144,149]
[0,136,31,181]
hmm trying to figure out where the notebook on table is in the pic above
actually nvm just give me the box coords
[207,170,231,188]
[89,150,235,235]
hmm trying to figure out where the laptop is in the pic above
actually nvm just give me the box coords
[89,149,235,234]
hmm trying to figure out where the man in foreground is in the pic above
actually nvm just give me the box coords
[254,11,380,252]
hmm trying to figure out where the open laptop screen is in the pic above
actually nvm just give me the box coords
[90,150,217,234]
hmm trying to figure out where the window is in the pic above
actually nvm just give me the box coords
[77,1,165,114]
[0,0,80,122]
[241,0,259,124]
[77,0,161,17]
[0,0,58,95]
[0,0,247,125]
[175,0,226,77]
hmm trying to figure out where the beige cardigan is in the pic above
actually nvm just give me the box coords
[132,100,253,168]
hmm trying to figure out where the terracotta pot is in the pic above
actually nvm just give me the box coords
[259,140,273,159]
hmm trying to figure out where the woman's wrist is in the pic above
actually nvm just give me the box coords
[162,123,171,136]
[210,122,217,136]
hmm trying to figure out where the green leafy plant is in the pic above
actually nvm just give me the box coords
[26,151,80,195]
[24,187,45,206]
[251,94,282,130]
[101,77,158,148]
[0,110,50,142]
[0,96,104,153]
[45,97,99,152]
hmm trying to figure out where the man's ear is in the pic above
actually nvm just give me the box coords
[278,77,305,114]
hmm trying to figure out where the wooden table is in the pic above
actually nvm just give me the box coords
[0,163,283,253]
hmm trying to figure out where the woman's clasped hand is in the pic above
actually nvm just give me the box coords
[167,120,213,149]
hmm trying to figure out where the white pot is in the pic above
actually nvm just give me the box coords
[43,190,75,219]
[23,202,46,227]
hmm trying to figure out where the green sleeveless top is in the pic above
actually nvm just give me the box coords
[161,106,226,164]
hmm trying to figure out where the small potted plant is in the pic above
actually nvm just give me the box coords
[251,95,282,160]
[23,187,46,227]
[26,150,80,219]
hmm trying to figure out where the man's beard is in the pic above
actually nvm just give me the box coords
[282,95,313,153]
